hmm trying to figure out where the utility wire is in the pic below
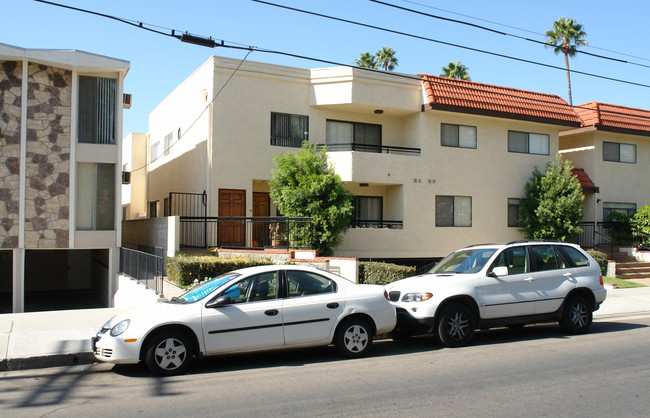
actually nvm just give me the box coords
[397,0,650,63]
[252,0,650,88]
[371,0,647,68]
[33,0,650,124]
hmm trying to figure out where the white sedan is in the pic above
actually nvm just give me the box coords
[92,265,396,375]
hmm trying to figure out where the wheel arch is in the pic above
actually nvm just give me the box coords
[563,287,596,311]
[331,313,377,344]
[434,295,480,324]
[139,324,202,362]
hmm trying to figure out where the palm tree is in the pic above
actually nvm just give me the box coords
[375,46,398,71]
[440,61,470,80]
[354,52,377,69]
[545,17,588,106]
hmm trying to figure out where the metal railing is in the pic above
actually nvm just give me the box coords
[349,220,403,229]
[119,247,164,295]
[572,221,647,257]
[179,216,314,250]
[321,143,421,155]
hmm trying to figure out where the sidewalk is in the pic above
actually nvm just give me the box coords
[2,287,650,372]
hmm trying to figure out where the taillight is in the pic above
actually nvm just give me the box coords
[599,275,603,286]
[384,290,390,301]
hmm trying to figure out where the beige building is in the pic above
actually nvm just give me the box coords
[0,43,129,313]
[127,55,630,264]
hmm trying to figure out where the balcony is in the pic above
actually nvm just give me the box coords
[350,220,403,229]
[323,143,420,155]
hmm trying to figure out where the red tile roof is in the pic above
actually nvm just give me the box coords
[419,74,581,126]
[571,168,598,193]
[575,102,650,136]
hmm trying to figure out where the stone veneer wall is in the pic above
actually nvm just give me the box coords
[24,63,72,248]
[0,61,22,248]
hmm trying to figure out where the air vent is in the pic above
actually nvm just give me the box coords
[122,171,131,184]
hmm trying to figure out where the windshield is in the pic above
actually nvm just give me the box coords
[429,249,497,274]
[174,273,241,303]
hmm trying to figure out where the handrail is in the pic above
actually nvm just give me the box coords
[319,143,421,155]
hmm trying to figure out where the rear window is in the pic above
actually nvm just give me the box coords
[556,245,590,267]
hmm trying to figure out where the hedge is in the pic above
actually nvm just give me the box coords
[586,250,609,276]
[359,261,415,286]
[166,255,273,287]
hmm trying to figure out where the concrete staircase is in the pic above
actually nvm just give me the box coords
[612,247,650,281]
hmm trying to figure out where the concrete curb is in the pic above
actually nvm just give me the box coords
[2,352,95,372]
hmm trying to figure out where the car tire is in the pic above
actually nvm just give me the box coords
[144,330,194,376]
[436,303,475,348]
[335,317,373,358]
[560,295,593,334]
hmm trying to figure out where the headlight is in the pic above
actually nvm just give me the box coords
[110,319,130,337]
[401,292,433,302]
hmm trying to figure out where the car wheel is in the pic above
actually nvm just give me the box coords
[335,317,373,358]
[560,295,593,334]
[436,303,475,347]
[144,330,194,376]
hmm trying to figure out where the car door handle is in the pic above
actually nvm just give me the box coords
[265,309,279,316]
[327,303,339,309]
[563,273,573,277]
[524,277,535,282]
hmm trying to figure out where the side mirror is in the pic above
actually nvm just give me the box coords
[205,295,232,309]
[488,266,509,277]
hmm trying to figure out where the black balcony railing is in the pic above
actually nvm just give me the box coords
[321,143,421,155]
[349,220,403,229]
[179,216,314,250]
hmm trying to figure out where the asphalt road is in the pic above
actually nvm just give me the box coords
[2,316,649,417]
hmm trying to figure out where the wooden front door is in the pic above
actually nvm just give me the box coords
[253,193,270,248]
[218,189,246,247]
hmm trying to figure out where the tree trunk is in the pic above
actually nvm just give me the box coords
[564,52,572,106]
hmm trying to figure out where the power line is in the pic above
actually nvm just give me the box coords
[251,0,650,88]
[33,0,650,123]
[396,0,650,64]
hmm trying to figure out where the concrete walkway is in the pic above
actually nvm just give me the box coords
[2,287,650,372]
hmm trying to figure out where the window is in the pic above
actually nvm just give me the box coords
[271,112,309,147]
[215,272,278,304]
[491,246,529,275]
[441,123,477,149]
[286,270,335,297]
[508,131,549,155]
[150,140,162,162]
[436,195,472,227]
[556,245,589,268]
[164,132,173,155]
[603,141,636,163]
[529,245,560,272]
[78,76,116,144]
[508,198,521,227]
[76,163,115,230]
[352,196,383,228]
[149,201,158,218]
[603,202,636,219]
[326,120,381,152]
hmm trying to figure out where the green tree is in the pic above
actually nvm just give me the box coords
[545,17,588,106]
[440,61,470,80]
[375,46,398,71]
[519,155,584,240]
[354,52,378,69]
[632,205,650,246]
[269,142,353,256]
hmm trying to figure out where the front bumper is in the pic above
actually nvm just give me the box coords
[92,329,141,365]
[395,308,436,334]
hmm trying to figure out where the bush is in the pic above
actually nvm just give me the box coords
[586,250,608,276]
[632,205,650,246]
[166,255,273,287]
[359,262,415,285]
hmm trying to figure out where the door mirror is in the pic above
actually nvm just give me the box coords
[489,266,509,277]
[205,295,232,309]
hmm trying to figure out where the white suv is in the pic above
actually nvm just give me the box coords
[385,241,607,347]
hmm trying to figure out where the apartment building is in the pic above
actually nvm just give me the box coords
[0,43,129,313]
[127,55,612,263]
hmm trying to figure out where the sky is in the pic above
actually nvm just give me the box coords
[3,0,649,136]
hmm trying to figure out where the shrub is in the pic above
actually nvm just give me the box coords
[632,205,650,246]
[359,261,415,285]
[166,255,273,287]
[586,250,608,276]
[606,211,634,244]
